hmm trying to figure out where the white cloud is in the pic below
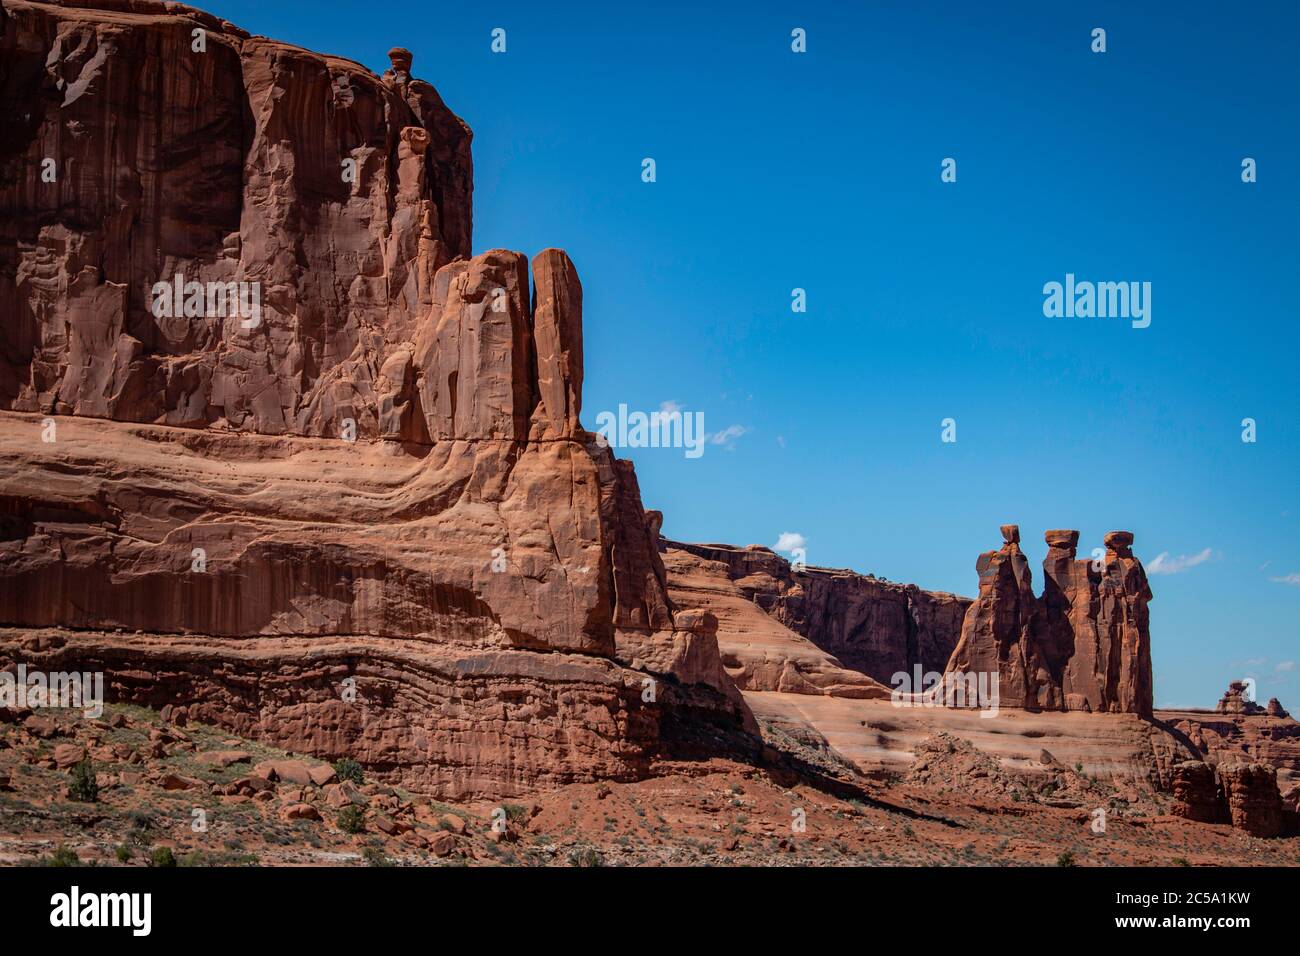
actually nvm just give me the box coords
[773,532,806,553]
[1146,548,1213,575]
[1269,572,1300,586]
[707,424,747,448]
[658,400,682,416]
[1276,661,1296,673]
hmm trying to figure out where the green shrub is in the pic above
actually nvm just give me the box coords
[39,846,80,867]
[67,760,98,803]
[361,846,391,867]
[1056,851,1076,867]
[149,847,176,868]
[337,804,365,834]
[566,845,603,867]
[333,758,364,785]
[114,845,132,863]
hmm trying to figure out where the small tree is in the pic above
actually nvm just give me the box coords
[150,847,177,868]
[337,804,365,834]
[39,846,80,867]
[67,760,98,803]
[362,846,390,867]
[333,758,364,785]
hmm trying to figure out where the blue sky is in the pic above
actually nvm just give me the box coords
[206,1,1298,709]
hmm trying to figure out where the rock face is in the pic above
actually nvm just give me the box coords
[945,525,1058,711]
[1169,760,1224,823]
[1167,757,1295,837]
[945,526,1153,715]
[1266,698,1291,719]
[1158,704,1300,790]
[661,542,893,698]
[663,540,969,688]
[0,0,751,798]
[0,0,472,437]
[1218,763,1285,837]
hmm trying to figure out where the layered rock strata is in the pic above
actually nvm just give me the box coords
[662,540,969,689]
[0,0,750,797]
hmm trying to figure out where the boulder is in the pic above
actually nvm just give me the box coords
[53,743,86,769]
[196,750,252,768]
[253,760,314,786]
[429,831,455,857]
[280,803,322,822]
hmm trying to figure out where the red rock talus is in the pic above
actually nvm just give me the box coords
[0,0,751,798]
[944,526,1153,715]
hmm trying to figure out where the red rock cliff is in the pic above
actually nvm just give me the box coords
[663,540,970,686]
[0,0,751,798]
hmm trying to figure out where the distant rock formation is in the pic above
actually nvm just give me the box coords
[662,540,969,689]
[944,526,1153,715]
[1218,763,1286,837]
[1266,697,1291,719]
[1169,759,1293,836]
[1216,681,1266,715]
[1169,760,1223,823]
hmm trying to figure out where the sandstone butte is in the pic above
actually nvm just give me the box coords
[0,1,1296,838]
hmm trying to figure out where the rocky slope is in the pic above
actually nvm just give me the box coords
[9,702,1300,867]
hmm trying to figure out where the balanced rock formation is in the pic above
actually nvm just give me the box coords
[662,540,969,691]
[944,525,1058,711]
[0,0,752,798]
[944,526,1153,715]
[1216,681,1265,716]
